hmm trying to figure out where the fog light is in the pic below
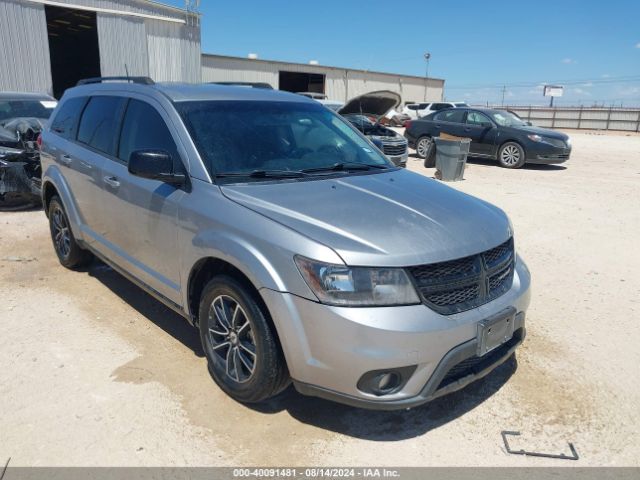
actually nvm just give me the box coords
[357,365,417,396]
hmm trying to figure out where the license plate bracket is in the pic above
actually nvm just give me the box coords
[477,307,516,356]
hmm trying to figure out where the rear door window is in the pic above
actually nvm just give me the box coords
[50,96,87,140]
[434,110,465,123]
[77,96,126,155]
[118,99,180,165]
[466,111,492,125]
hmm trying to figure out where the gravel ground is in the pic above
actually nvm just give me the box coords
[1,130,639,466]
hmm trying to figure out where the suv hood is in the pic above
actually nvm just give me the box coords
[337,90,401,119]
[221,170,512,267]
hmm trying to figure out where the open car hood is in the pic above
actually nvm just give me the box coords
[337,90,401,119]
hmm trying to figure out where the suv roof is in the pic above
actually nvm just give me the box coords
[62,79,313,104]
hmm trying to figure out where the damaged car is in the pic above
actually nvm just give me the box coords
[337,91,409,167]
[0,92,57,209]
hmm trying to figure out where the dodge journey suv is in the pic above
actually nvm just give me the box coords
[41,78,531,410]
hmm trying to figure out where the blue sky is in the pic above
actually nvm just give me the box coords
[166,0,640,106]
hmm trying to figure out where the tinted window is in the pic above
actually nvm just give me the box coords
[50,97,86,140]
[118,100,179,165]
[430,103,451,111]
[455,103,469,107]
[419,103,430,109]
[466,111,492,125]
[177,101,390,180]
[434,110,465,123]
[407,105,419,111]
[77,96,126,155]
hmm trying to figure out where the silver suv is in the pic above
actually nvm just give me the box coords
[41,78,531,409]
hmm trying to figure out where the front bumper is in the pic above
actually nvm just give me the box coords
[387,152,408,167]
[260,257,531,410]
[525,142,572,164]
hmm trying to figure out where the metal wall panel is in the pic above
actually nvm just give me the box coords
[0,0,52,94]
[146,18,201,82]
[201,55,445,104]
[97,14,149,77]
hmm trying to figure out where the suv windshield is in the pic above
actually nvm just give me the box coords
[178,101,392,180]
[489,110,527,127]
[0,99,57,122]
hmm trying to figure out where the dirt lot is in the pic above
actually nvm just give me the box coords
[1,130,639,466]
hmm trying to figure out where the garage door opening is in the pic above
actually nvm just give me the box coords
[278,71,325,95]
[45,5,101,98]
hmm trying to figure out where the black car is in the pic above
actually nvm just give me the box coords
[0,92,57,209]
[404,107,571,169]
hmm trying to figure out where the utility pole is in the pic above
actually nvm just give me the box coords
[501,85,506,107]
[423,52,431,102]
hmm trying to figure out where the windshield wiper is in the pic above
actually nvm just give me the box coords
[214,169,308,179]
[302,162,390,174]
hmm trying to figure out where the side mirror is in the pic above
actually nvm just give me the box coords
[128,149,186,185]
[526,121,533,126]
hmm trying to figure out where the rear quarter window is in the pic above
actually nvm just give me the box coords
[49,97,87,140]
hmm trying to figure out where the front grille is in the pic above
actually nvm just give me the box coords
[544,137,566,148]
[407,238,515,315]
[436,331,521,390]
[382,139,408,156]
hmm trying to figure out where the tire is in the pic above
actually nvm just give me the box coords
[48,195,93,269]
[498,142,526,169]
[416,136,436,167]
[199,275,289,403]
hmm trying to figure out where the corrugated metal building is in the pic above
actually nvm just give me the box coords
[202,54,445,104]
[0,0,201,98]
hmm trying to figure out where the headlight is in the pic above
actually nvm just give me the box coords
[294,256,420,306]
[527,134,542,142]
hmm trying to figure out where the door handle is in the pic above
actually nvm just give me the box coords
[79,160,93,170]
[103,176,120,188]
[60,154,72,166]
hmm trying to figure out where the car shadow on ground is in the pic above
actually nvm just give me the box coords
[250,356,518,441]
[87,260,205,358]
[85,258,517,441]
[408,153,567,172]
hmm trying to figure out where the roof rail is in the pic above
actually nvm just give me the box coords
[76,76,155,86]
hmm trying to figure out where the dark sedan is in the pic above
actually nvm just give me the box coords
[404,108,571,168]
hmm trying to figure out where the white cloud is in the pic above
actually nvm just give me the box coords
[561,58,577,64]
[572,88,591,96]
[582,82,593,87]
[601,74,610,78]
[636,42,640,48]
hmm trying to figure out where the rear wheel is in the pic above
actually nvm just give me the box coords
[199,275,289,403]
[416,136,436,167]
[498,142,526,168]
[48,195,93,269]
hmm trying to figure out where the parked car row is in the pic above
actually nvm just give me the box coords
[37,77,531,410]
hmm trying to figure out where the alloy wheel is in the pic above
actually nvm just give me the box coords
[500,145,521,166]
[417,137,432,157]
[207,295,256,383]
[51,206,71,258]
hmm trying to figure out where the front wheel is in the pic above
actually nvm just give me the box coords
[199,275,289,403]
[498,142,526,168]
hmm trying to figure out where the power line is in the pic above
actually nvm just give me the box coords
[447,75,640,90]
